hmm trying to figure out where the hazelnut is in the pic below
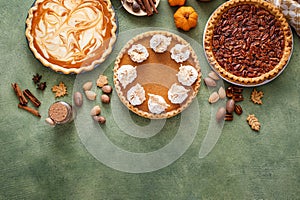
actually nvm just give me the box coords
[101,85,113,94]
[93,115,106,124]
[90,105,101,116]
[101,94,110,104]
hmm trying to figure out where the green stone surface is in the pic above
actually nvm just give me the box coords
[1,0,299,199]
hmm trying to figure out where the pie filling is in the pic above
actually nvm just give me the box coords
[26,0,117,72]
[114,31,201,119]
[212,4,284,78]
[204,0,293,85]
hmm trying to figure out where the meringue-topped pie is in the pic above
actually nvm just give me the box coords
[25,0,117,74]
[114,31,201,119]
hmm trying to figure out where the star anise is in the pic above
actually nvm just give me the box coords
[37,82,47,91]
[32,73,42,84]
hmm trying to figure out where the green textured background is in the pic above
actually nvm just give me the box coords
[1,0,299,199]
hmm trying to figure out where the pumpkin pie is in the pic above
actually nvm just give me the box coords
[25,0,117,74]
[114,31,201,119]
[204,0,293,85]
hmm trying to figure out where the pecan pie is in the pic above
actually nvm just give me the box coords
[204,0,293,85]
[114,31,201,119]
[25,0,117,74]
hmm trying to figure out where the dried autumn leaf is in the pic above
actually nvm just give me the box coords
[251,88,264,104]
[96,74,108,87]
[247,114,260,131]
[52,82,67,98]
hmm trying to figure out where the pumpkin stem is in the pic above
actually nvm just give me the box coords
[184,13,190,19]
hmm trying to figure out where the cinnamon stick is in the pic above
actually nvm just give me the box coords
[136,0,146,11]
[149,0,158,14]
[142,0,153,16]
[23,89,41,107]
[18,104,41,118]
[11,83,28,105]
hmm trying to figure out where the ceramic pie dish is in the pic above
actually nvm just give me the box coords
[204,0,293,86]
[121,0,160,16]
[25,0,118,74]
[114,30,201,119]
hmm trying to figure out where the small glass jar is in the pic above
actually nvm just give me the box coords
[47,101,75,125]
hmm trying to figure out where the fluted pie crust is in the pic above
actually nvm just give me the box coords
[114,31,201,119]
[204,0,293,85]
[25,0,117,74]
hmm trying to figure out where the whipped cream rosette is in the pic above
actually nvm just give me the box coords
[168,83,190,104]
[150,34,172,53]
[127,84,146,106]
[177,64,199,86]
[147,94,170,114]
[116,65,137,89]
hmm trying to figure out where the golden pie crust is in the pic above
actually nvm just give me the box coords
[204,0,293,85]
[114,31,201,119]
[25,0,117,74]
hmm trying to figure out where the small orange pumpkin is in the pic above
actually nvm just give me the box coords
[174,6,198,31]
[168,0,186,6]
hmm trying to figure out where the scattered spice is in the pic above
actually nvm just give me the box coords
[247,114,260,131]
[52,82,67,98]
[251,88,264,104]
[140,0,158,16]
[11,83,28,105]
[12,83,41,118]
[48,101,74,124]
[32,73,42,84]
[18,103,41,117]
[37,82,47,91]
[23,89,41,107]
